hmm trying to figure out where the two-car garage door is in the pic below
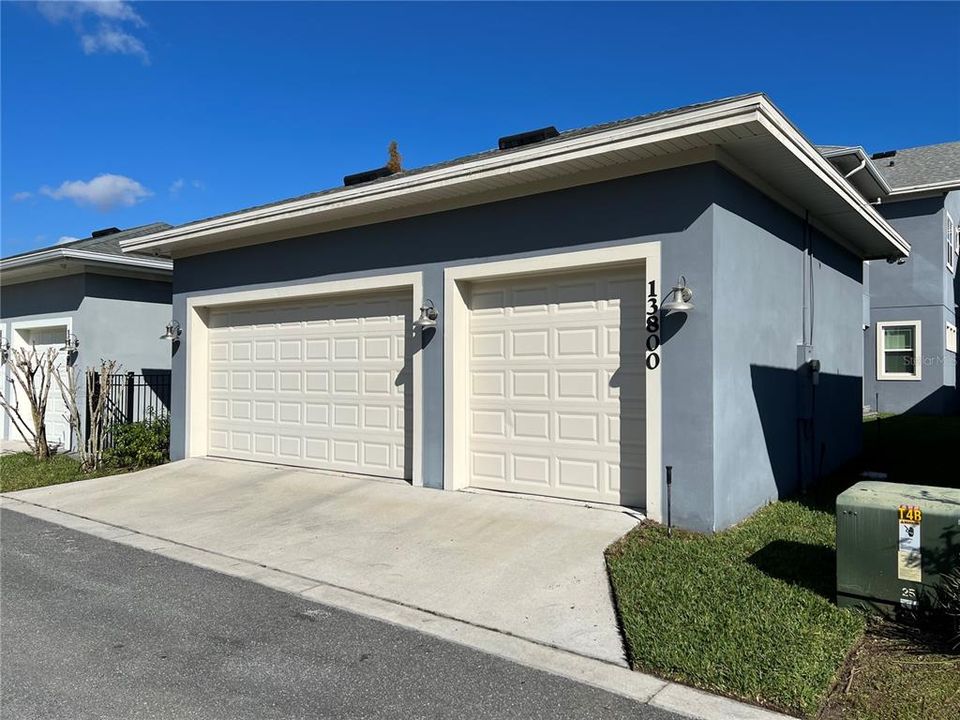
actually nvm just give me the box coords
[203,264,646,507]
[207,291,412,479]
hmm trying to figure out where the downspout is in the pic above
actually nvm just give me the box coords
[844,157,867,180]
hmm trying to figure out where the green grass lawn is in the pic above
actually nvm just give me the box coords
[0,452,121,493]
[607,414,960,718]
[607,501,862,716]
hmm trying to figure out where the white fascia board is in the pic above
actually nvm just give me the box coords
[0,248,172,273]
[887,179,960,198]
[121,95,769,253]
[120,93,909,259]
[752,99,909,256]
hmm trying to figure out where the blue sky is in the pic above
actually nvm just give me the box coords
[2,1,958,256]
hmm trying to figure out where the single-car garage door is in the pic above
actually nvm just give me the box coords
[466,267,646,506]
[207,291,412,479]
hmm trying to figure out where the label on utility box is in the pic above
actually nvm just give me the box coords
[897,504,922,583]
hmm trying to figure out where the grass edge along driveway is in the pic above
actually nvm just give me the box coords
[606,500,864,717]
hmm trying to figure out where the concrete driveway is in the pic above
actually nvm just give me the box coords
[3,458,638,665]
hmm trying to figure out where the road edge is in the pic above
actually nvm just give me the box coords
[0,495,795,720]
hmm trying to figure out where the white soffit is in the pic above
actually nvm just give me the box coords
[119,95,909,260]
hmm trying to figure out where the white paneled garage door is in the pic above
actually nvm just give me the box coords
[466,267,646,506]
[207,291,412,479]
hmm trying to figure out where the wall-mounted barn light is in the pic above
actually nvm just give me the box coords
[413,299,438,329]
[660,275,695,313]
[160,320,182,341]
[62,332,80,353]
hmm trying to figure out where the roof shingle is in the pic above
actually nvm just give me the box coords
[871,141,960,190]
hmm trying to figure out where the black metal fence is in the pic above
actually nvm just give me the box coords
[86,371,171,447]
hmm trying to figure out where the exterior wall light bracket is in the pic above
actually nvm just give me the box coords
[161,320,182,341]
[62,332,80,353]
[661,275,695,313]
[413,299,439,329]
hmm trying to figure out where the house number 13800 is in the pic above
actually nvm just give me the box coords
[646,280,660,370]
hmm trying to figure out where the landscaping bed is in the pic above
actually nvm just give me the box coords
[821,622,960,720]
[606,414,960,718]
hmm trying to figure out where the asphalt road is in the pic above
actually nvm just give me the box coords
[0,509,681,720]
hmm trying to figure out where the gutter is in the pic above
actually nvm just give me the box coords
[887,179,960,198]
[0,248,172,273]
[819,146,893,196]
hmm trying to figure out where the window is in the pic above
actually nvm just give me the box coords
[877,321,922,380]
[948,322,958,354]
[947,212,957,273]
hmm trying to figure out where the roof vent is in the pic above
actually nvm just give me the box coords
[91,227,121,238]
[498,126,559,151]
[871,150,897,160]
[343,166,397,187]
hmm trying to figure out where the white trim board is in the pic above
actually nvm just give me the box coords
[443,243,663,521]
[183,272,425,486]
[1,248,171,272]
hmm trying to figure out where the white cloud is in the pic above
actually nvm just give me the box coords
[40,174,152,211]
[169,178,204,197]
[81,24,149,63]
[37,1,145,26]
[36,1,149,63]
[12,191,33,202]
[58,236,82,245]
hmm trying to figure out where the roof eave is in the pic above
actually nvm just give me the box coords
[120,94,909,261]
[0,248,173,280]
[885,179,960,200]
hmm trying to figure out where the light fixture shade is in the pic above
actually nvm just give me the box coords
[661,276,695,313]
[413,299,438,329]
[160,320,182,340]
[62,333,80,352]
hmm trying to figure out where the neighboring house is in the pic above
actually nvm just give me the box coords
[1,225,174,451]
[119,94,909,532]
[821,142,960,415]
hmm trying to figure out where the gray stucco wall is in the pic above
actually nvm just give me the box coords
[864,192,959,415]
[1,274,85,318]
[1,273,172,445]
[170,161,868,532]
[712,178,864,529]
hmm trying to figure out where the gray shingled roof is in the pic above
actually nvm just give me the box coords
[165,93,764,233]
[871,141,960,190]
[2,223,171,262]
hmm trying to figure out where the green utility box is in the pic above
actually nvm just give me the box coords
[836,481,960,616]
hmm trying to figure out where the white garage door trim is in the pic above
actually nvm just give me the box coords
[185,272,424,486]
[444,244,662,520]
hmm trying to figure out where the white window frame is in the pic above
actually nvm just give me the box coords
[947,212,956,274]
[947,322,958,354]
[876,320,922,381]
